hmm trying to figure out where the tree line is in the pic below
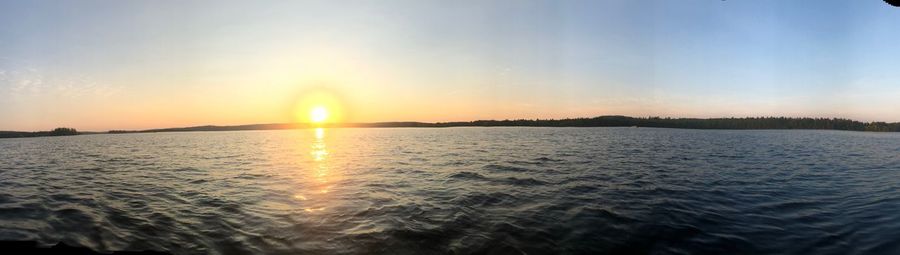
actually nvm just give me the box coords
[0,127,79,138]
[5,116,900,139]
[108,116,900,133]
[432,116,900,131]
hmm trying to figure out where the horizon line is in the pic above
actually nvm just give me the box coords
[5,115,900,133]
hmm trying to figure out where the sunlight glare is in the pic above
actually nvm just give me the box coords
[291,88,346,125]
[315,127,325,139]
[310,106,329,123]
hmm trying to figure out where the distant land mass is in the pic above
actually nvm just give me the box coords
[111,116,900,133]
[0,127,79,139]
[3,116,900,139]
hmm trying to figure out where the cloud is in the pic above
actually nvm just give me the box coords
[0,63,120,99]
[0,67,43,95]
[51,75,122,98]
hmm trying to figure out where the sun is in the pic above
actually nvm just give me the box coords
[310,106,329,123]
[292,88,346,124]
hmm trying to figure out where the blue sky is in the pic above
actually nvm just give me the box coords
[1,0,899,130]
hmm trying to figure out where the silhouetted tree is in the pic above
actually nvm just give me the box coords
[49,127,78,136]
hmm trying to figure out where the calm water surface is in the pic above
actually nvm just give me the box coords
[2,127,900,254]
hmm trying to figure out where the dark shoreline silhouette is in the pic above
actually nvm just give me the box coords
[0,127,79,139]
[4,116,900,139]
[109,116,900,133]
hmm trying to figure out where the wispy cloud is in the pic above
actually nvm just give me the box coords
[0,60,121,99]
[52,74,122,98]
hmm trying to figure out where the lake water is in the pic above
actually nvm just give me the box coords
[1,127,900,254]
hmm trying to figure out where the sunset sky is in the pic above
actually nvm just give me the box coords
[2,0,899,131]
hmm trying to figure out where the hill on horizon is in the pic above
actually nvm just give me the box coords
[108,116,900,134]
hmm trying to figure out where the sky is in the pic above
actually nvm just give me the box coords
[1,0,899,131]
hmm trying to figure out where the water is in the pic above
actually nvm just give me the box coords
[2,127,900,254]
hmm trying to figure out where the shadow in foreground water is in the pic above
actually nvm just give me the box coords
[0,241,169,254]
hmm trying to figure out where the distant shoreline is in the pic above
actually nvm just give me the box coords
[4,116,900,139]
[0,127,79,139]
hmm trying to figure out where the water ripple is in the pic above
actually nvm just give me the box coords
[1,128,900,254]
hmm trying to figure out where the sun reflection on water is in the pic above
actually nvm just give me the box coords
[298,127,336,213]
[311,129,328,162]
